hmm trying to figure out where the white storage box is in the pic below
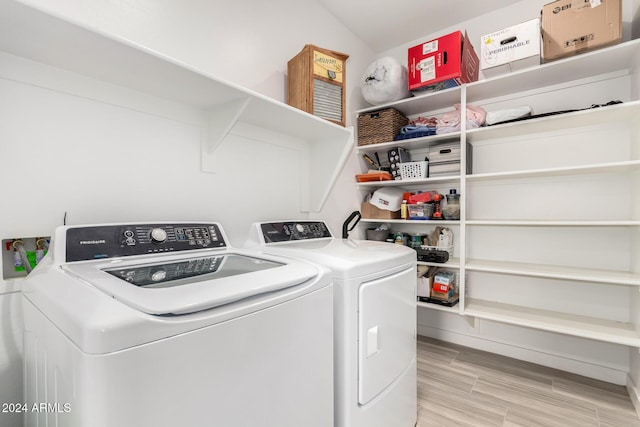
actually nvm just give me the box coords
[429,142,461,163]
[428,161,461,177]
[480,18,541,77]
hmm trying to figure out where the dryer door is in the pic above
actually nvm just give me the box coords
[358,266,416,405]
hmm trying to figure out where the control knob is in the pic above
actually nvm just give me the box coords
[150,268,167,282]
[150,228,168,243]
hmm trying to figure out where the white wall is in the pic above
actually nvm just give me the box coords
[0,2,374,426]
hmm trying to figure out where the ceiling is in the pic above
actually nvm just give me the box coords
[317,0,523,52]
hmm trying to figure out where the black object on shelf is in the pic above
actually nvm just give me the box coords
[342,210,361,239]
[416,248,449,263]
[418,296,459,307]
[487,100,623,126]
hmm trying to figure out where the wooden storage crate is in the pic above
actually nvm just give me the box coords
[357,108,408,146]
[287,44,349,127]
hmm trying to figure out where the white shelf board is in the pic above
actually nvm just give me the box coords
[466,39,640,103]
[355,132,461,153]
[360,219,461,225]
[464,298,640,347]
[465,259,640,286]
[357,175,461,188]
[466,100,640,145]
[418,259,461,269]
[0,1,353,212]
[467,160,640,182]
[357,87,462,117]
[417,300,460,314]
[465,220,640,226]
[0,1,344,135]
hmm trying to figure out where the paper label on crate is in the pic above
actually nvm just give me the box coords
[434,272,455,285]
[590,0,601,7]
[422,40,438,55]
[433,283,450,292]
[569,0,592,10]
[434,276,452,285]
[312,50,344,83]
[434,277,452,286]
[417,57,436,82]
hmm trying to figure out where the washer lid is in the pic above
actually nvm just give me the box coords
[63,250,319,315]
[258,238,416,279]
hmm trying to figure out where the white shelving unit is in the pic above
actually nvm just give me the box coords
[0,1,353,213]
[355,38,640,347]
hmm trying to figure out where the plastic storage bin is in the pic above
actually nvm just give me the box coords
[400,161,428,180]
[407,203,434,220]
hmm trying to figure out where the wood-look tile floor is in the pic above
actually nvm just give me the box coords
[416,335,640,427]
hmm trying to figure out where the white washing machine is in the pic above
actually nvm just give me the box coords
[246,220,417,427]
[22,222,334,427]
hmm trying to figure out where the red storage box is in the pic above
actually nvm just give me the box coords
[408,31,479,92]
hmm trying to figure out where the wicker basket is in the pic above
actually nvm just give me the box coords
[357,108,408,146]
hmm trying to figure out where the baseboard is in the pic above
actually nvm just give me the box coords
[417,324,628,385]
[628,374,640,419]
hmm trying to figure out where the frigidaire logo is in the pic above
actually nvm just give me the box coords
[79,240,106,245]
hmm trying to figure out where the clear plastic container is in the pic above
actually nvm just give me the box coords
[442,189,460,220]
[407,202,434,220]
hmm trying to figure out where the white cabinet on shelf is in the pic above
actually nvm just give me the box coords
[0,1,353,213]
[355,38,640,347]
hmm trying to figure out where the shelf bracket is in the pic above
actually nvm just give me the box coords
[465,315,479,330]
[201,96,251,172]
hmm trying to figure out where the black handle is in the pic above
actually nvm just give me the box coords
[342,211,362,239]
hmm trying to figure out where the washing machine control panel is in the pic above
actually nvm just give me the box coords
[260,221,332,243]
[65,223,226,262]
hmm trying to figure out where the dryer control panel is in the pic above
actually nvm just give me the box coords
[260,221,332,243]
[65,223,226,262]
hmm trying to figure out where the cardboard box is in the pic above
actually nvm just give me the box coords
[408,31,479,92]
[480,18,541,77]
[361,202,401,220]
[541,0,621,62]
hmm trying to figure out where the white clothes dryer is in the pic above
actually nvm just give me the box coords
[246,220,417,427]
[22,222,334,427]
